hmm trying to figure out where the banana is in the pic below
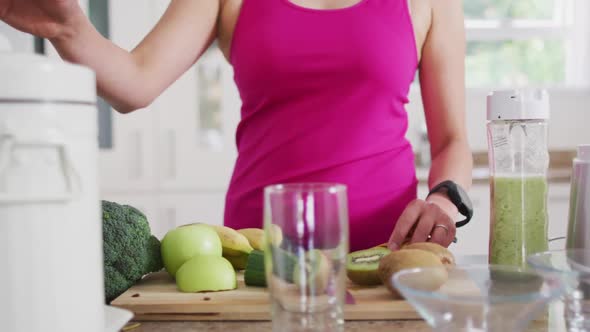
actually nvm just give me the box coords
[238,225,284,251]
[210,225,254,257]
[269,224,284,247]
[238,228,265,251]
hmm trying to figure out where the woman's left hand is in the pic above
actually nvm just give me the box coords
[387,195,457,250]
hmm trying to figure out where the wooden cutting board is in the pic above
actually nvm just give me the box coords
[111,272,420,321]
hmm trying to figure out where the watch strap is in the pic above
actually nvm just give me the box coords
[427,180,473,228]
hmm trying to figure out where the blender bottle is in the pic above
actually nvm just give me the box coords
[487,89,550,267]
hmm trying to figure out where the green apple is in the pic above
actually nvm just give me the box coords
[176,255,237,292]
[161,224,222,277]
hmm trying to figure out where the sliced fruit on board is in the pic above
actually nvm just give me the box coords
[347,247,391,286]
[176,255,237,292]
[161,224,222,277]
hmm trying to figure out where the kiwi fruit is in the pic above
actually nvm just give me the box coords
[401,242,456,266]
[347,247,391,286]
[378,249,447,299]
[293,250,332,295]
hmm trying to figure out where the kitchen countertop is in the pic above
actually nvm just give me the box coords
[118,257,568,332]
[414,150,576,184]
[126,320,554,332]
[416,167,572,184]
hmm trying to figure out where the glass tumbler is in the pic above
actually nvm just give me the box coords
[264,183,349,332]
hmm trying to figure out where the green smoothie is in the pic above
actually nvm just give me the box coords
[489,176,549,267]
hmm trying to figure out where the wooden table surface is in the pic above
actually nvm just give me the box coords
[119,297,569,332]
[121,300,569,332]
[124,320,555,332]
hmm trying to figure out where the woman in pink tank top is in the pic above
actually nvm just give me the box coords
[225,0,472,251]
[2,0,472,251]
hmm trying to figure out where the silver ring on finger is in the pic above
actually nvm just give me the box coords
[432,224,450,236]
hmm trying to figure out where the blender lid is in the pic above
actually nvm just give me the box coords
[487,89,550,121]
[0,52,96,104]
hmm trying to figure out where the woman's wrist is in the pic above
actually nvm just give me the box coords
[426,192,458,219]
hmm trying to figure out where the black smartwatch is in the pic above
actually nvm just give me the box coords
[427,180,474,228]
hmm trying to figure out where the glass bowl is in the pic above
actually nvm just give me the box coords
[392,264,565,332]
[528,249,590,332]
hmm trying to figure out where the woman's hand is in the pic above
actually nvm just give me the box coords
[387,195,457,250]
[0,0,85,40]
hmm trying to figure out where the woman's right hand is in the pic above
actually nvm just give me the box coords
[0,0,85,40]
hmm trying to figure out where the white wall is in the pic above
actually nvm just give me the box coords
[406,86,590,152]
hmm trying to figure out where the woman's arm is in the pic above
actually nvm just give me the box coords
[421,0,473,210]
[53,0,219,113]
[389,0,472,249]
[1,0,220,113]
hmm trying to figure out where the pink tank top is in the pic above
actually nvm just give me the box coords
[225,0,419,251]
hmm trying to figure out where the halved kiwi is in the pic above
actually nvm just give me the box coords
[346,247,392,286]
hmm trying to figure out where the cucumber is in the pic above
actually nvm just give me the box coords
[244,250,267,287]
[244,248,299,287]
[271,247,297,283]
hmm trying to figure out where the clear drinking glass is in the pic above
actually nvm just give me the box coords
[264,183,349,332]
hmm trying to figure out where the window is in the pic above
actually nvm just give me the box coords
[464,0,590,88]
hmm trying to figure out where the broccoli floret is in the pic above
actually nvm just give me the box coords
[102,200,163,303]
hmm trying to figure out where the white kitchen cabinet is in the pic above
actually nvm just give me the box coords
[148,0,240,192]
[152,48,240,191]
[99,0,241,234]
[98,110,158,193]
[98,0,159,193]
[156,193,226,237]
